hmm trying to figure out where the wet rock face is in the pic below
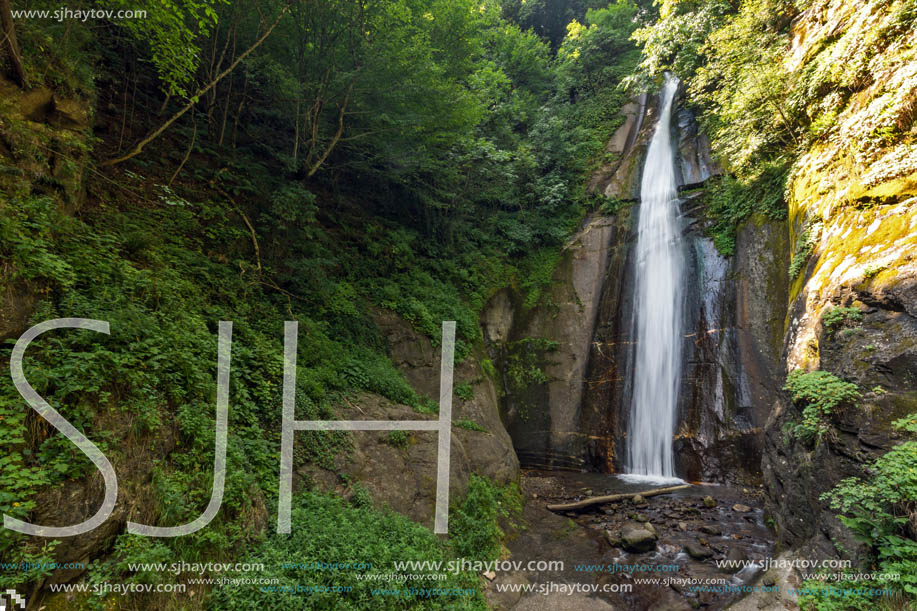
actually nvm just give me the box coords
[584,106,788,483]
[675,105,721,188]
[673,212,790,483]
[491,213,630,470]
[670,108,787,484]
[762,274,917,555]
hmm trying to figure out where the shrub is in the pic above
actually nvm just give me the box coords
[454,383,475,401]
[783,370,861,440]
[704,162,789,256]
[822,306,863,335]
[208,492,486,610]
[805,413,917,608]
[385,430,410,449]
[449,475,522,562]
[789,227,818,280]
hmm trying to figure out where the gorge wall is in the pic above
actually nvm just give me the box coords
[760,0,917,558]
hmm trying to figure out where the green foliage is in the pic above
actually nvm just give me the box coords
[809,414,917,608]
[516,248,563,311]
[454,420,487,432]
[449,475,523,561]
[822,306,864,335]
[0,541,58,589]
[599,195,634,215]
[385,430,410,449]
[348,483,373,510]
[104,0,226,97]
[863,264,886,279]
[1,0,650,602]
[15,0,96,94]
[704,161,788,255]
[0,190,408,583]
[626,0,809,173]
[783,369,861,440]
[626,0,731,89]
[454,383,475,401]
[208,492,487,610]
[504,338,558,394]
[416,397,441,415]
[688,0,800,170]
[892,413,917,434]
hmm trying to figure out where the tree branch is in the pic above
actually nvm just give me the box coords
[306,82,352,177]
[102,5,290,167]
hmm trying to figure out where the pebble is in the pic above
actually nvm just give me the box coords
[699,524,721,535]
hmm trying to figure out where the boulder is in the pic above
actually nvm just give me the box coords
[684,542,713,560]
[603,530,622,547]
[720,547,747,573]
[621,522,657,553]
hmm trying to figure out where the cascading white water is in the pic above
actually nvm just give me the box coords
[624,74,685,483]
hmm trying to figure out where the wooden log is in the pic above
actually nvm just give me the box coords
[546,484,691,512]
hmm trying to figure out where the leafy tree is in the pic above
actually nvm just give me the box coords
[102,0,226,98]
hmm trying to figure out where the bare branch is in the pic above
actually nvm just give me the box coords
[102,5,290,167]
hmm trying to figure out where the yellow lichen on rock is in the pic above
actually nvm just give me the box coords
[782,0,917,371]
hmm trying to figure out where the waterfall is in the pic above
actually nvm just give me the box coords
[624,74,685,483]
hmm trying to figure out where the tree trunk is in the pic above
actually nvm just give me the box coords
[545,485,691,512]
[0,0,28,87]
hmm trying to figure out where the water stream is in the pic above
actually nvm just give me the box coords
[625,74,685,483]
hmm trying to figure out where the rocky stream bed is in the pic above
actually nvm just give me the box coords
[485,471,792,611]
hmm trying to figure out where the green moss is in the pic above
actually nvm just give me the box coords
[788,226,817,280]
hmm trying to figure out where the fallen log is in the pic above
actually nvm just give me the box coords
[546,484,691,512]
